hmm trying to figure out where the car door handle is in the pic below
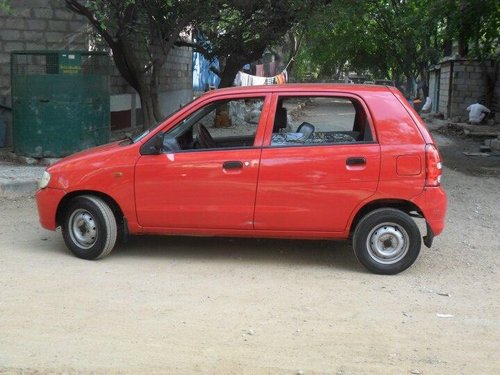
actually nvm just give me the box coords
[223,161,243,170]
[346,157,366,166]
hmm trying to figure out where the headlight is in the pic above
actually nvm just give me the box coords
[38,171,51,189]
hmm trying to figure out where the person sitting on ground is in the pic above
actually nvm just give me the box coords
[421,97,432,112]
[466,101,491,124]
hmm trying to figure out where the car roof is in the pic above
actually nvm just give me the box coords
[201,83,394,98]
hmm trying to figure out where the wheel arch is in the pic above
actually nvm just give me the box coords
[56,191,126,232]
[349,199,422,236]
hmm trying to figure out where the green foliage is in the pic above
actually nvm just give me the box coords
[295,0,499,84]
[65,0,213,126]
[0,0,11,13]
[190,0,329,87]
[436,0,499,59]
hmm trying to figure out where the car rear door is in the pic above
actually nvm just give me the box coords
[254,92,381,233]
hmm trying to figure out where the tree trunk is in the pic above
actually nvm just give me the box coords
[137,70,163,130]
[285,31,303,78]
[419,68,429,98]
[138,87,157,130]
[149,64,163,122]
[109,48,164,129]
[218,60,243,89]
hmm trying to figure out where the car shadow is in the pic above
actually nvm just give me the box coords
[111,235,362,273]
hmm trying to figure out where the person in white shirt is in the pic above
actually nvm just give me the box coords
[467,101,491,124]
[421,97,432,112]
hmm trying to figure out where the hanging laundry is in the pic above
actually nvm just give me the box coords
[234,70,287,87]
[255,64,264,77]
[275,70,287,84]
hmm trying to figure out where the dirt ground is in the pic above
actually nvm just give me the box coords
[0,129,499,374]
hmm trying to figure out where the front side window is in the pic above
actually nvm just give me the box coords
[163,97,265,151]
[270,96,374,147]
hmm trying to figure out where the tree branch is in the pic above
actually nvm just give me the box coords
[64,0,116,48]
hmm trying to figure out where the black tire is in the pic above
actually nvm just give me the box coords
[62,195,117,260]
[353,208,421,275]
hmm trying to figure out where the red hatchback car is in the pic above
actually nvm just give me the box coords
[36,84,446,274]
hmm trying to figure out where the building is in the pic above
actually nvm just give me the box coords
[0,0,193,147]
[428,57,499,122]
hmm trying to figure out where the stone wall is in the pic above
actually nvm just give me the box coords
[109,45,193,129]
[0,0,88,101]
[428,68,443,114]
[438,65,451,115]
[0,1,193,145]
[430,58,500,122]
[449,60,491,121]
[158,46,193,118]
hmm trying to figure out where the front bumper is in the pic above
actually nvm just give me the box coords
[36,187,66,231]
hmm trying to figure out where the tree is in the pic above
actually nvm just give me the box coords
[296,0,499,102]
[65,0,210,128]
[295,0,443,94]
[437,0,499,59]
[0,0,9,12]
[187,0,329,88]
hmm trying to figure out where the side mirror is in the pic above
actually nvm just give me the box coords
[141,132,164,155]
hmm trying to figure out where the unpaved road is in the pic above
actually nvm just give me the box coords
[0,133,499,374]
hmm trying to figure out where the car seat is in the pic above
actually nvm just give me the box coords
[297,122,315,140]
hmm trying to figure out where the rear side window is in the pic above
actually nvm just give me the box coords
[271,96,374,146]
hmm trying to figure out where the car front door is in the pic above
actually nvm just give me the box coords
[134,95,269,230]
[254,93,381,233]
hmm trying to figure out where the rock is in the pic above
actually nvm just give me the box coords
[436,313,454,318]
[17,155,38,165]
[437,292,450,297]
[41,158,61,166]
[244,109,261,124]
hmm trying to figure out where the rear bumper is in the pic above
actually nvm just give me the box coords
[412,186,447,236]
[36,187,66,231]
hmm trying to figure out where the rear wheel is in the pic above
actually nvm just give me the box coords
[353,208,421,274]
[62,195,117,260]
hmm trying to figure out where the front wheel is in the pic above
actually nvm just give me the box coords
[353,208,421,274]
[62,195,117,260]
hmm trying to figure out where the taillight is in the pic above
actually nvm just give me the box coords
[425,144,442,187]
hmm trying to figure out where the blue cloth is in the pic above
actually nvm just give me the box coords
[192,52,220,91]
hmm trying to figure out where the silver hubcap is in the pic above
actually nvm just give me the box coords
[69,209,97,249]
[366,222,409,264]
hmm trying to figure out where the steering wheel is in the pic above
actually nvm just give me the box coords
[194,124,216,149]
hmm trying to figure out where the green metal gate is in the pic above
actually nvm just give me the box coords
[11,51,110,158]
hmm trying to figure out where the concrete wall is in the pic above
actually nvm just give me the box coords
[438,64,451,116]
[453,60,499,121]
[0,0,88,101]
[110,46,193,129]
[428,69,440,113]
[0,1,193,146]
[432,58,499,122]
